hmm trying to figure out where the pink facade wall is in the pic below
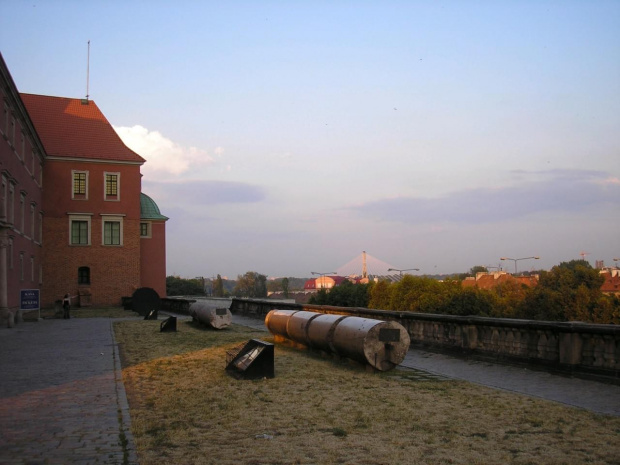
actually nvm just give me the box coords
[1,84,45,312]
[140,220,167,297]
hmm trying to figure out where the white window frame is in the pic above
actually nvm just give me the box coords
[68,214,92,246]
[101,214,124,246]
[71,170,89,200]
[104,172,121,202]
[140,221,152,238]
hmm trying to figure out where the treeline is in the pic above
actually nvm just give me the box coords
[309,260,619,324]
[166,272,307,298]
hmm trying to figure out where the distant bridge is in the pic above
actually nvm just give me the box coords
[336,251,406,282]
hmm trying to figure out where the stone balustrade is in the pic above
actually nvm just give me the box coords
[230,297,620,382]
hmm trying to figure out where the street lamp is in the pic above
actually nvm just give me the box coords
[500,256,539,274]
[387,268,419,277]
[311,271,337,289]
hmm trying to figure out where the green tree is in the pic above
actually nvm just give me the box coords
[166,276,205,296]
[233,271,268,298]
[281,277,290,298]
[490,280,528,318]
[443,287,495,317]
[368,279,392,310]
[389,276,455,313]
[469,265,488,276]
[213,274,225,297]
[309,288,328,305]
[308,281,370,307]
[517,260,604,322]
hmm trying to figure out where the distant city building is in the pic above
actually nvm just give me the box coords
[304,275,349,290]
[461,271,539,290]
[600,269,620,296]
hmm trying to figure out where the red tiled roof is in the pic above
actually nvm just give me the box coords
[20,93,145,163]
[461,273,539,290]
[601,273,620,293]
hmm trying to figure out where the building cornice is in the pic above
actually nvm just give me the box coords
[46,156,144,166]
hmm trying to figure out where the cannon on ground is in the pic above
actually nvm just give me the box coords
[225,339,274,380]
[131,287,161,319]
[160,316,177,332]
[189,301,232,329]
[265,309,410,371]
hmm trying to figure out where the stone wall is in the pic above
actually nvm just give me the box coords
[230,298,620,382]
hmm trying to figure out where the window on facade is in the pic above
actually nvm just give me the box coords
[9,183,14,225]
[104,173,120,201]
[30,203,35,239]
[1,175,6,221]
[19,192,25,233]
[103,221,121,245]
[72,171,88,199]
[19,252,24,281]
[140,222,151,238]
[10,116,15,146]
[31,256,35,282]
[39,212,43,243]
[2,102,7,136]
[78,266,91,285]
[8,237,13,269]
[71,220,89,245]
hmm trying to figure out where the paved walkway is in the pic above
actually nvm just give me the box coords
[0,318,137,465]
[232,314,620,417]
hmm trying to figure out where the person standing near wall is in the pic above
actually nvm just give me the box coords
[62,294,72,319]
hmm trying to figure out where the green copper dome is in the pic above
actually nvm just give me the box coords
[140,193,168,220]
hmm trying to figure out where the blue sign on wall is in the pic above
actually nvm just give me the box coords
[20,289,40,311]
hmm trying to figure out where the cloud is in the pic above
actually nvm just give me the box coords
[114,125,215,178]
[143,179,267,206]
[349,170,620,224]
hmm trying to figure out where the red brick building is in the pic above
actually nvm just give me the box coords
[0,52,168,317]
[21,93,168,307]
[0,54,46,321]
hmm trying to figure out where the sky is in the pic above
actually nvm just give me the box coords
[1,1,619,279]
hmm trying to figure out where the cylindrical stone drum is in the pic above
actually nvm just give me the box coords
[264,309,298,337]
[264,309,411,371]
[189,302,232,329]
[286,311,322,345]
[332,317,410,371]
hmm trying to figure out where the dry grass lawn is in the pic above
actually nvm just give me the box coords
[115,319,620,465]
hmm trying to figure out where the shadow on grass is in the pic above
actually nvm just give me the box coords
[114,319,271,369]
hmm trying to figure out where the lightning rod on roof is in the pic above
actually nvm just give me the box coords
[85,40,90,101]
